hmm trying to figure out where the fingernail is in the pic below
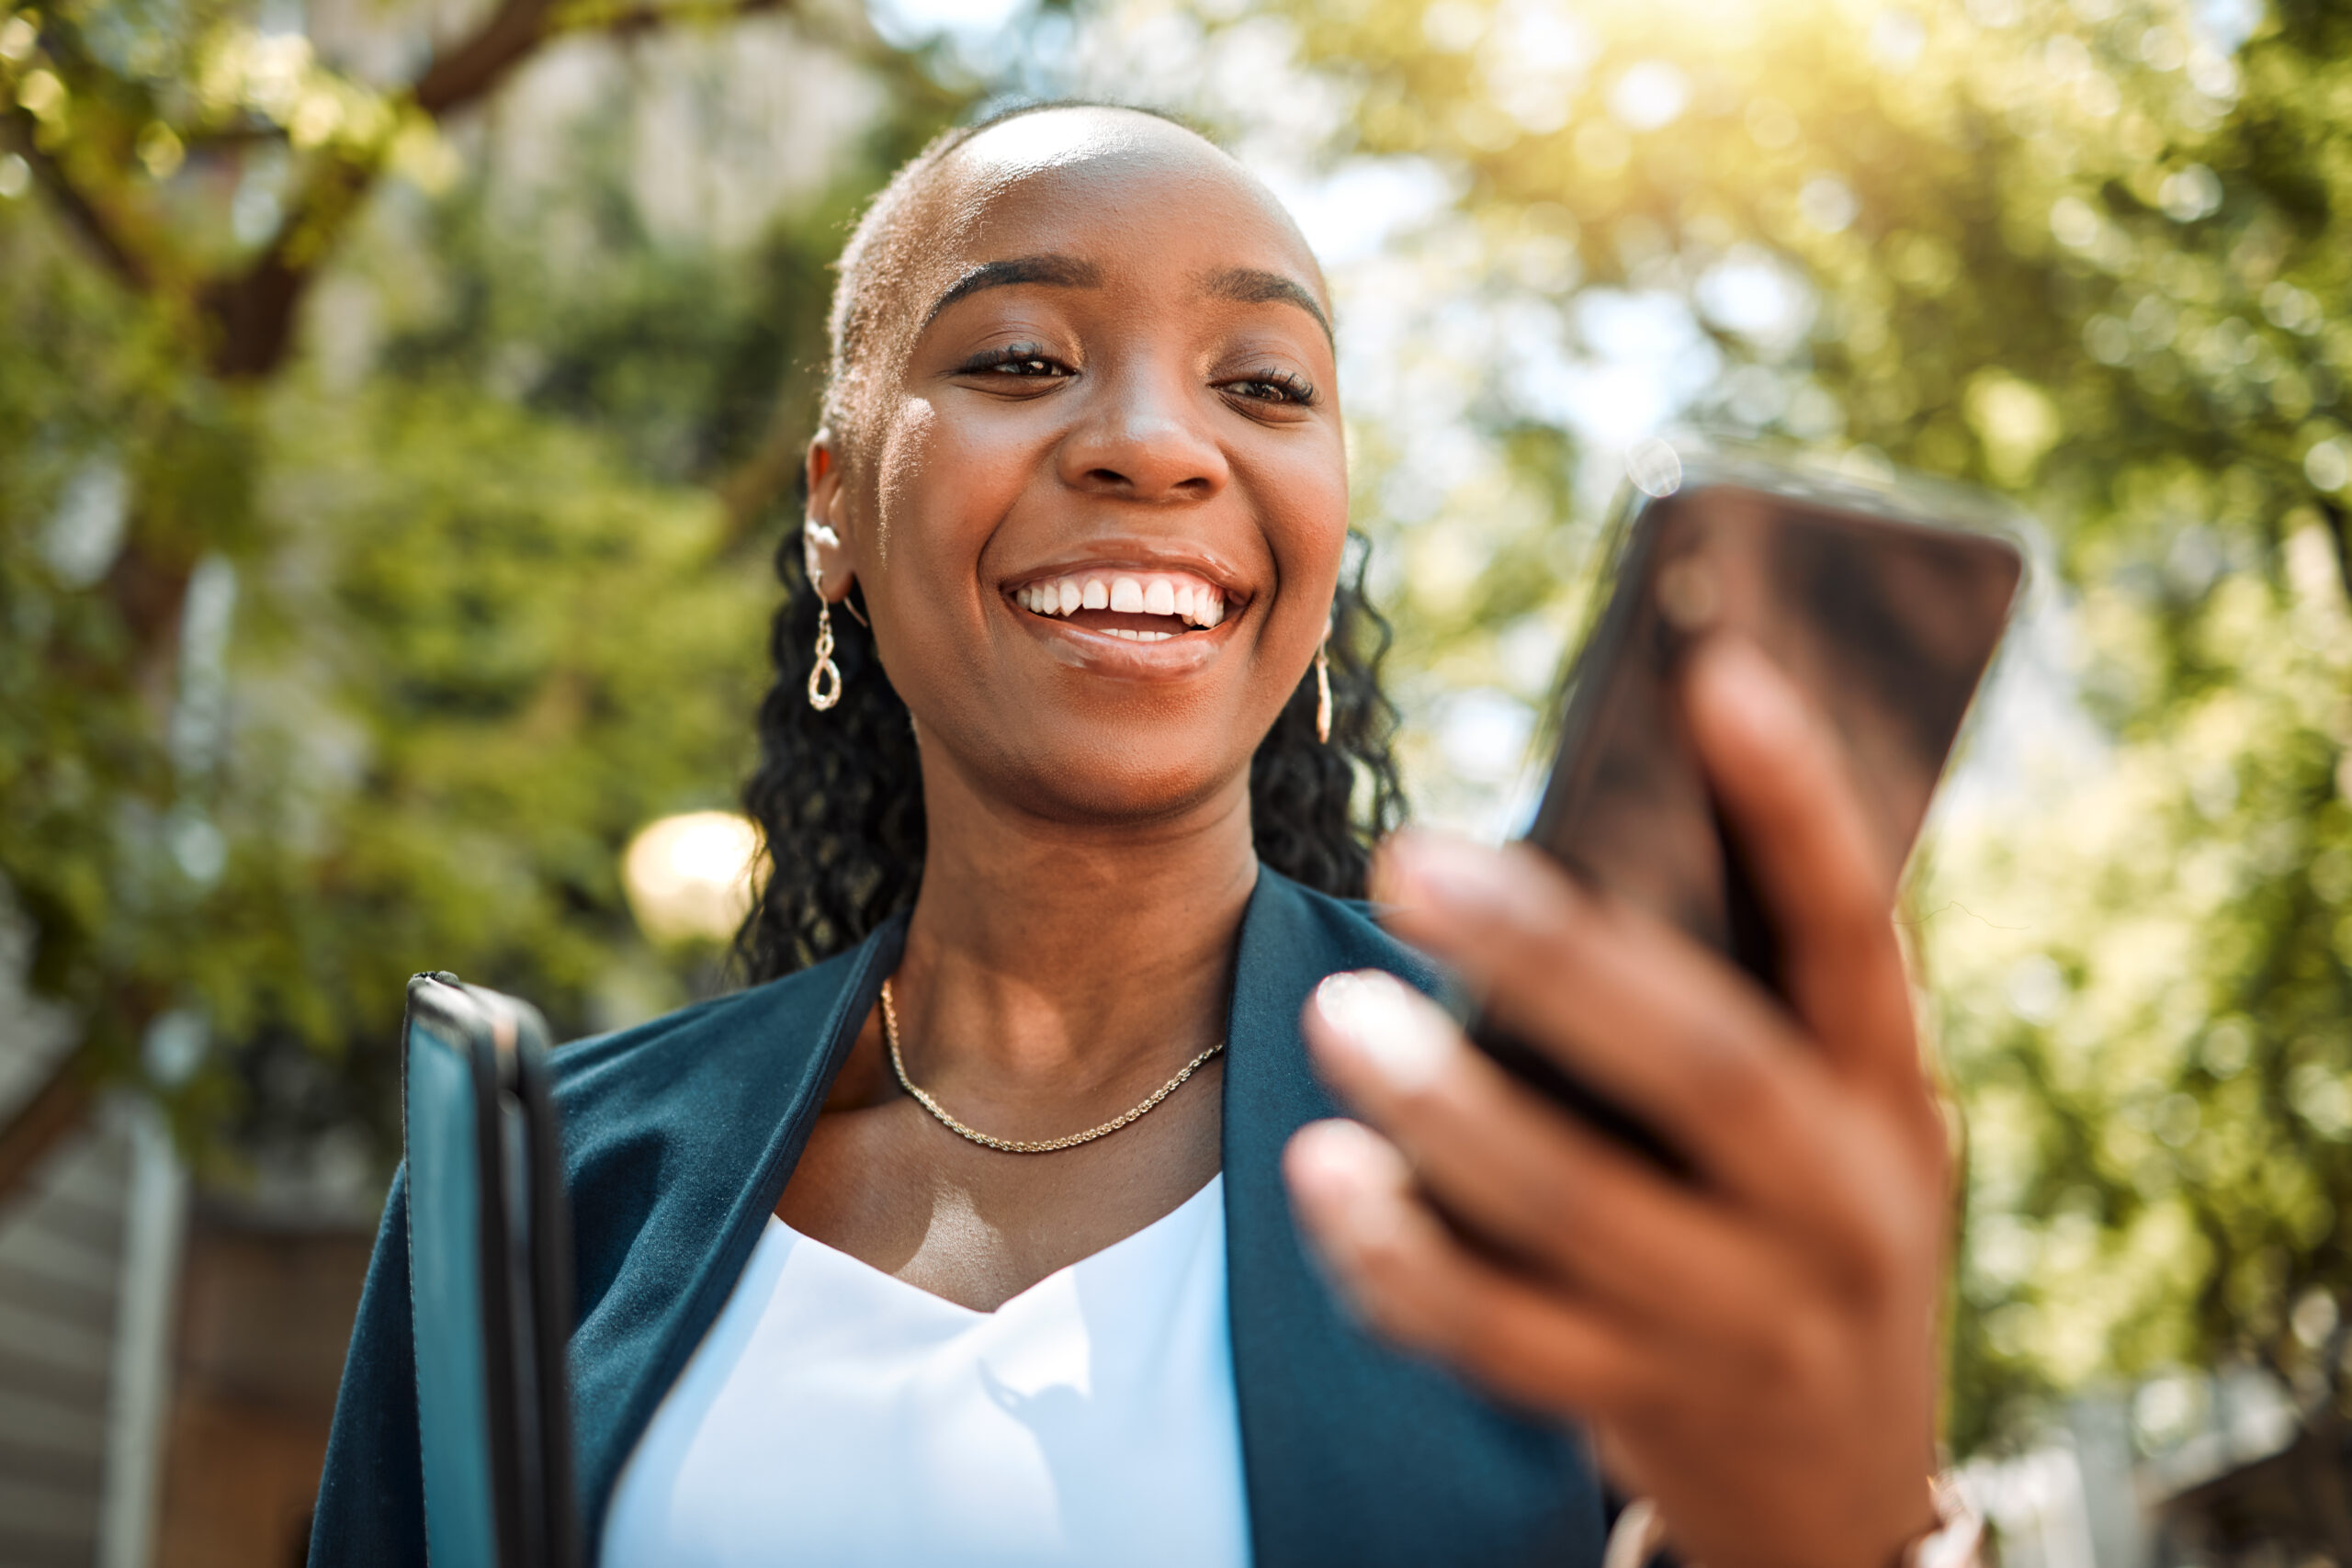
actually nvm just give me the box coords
[1313,970,1453,1090]
[1286,1119,1372,1202]
[1695,638,1801,740]
[1286,1121,1405,1251]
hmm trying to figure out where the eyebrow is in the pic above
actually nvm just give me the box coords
[919,254,1335,346]
[923,254,1102,328]
[1202,266,1333,345]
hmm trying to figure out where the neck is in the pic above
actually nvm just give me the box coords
[894,753,1258,1090]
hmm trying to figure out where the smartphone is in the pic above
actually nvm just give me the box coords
[403,972,581,1568]
[1472,447,2025,1168]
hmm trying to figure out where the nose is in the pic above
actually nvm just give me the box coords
[1057,360,1228,503]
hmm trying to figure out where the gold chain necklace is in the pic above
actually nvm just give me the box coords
[879,978,1225,1155]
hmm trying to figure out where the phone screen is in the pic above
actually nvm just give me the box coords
[1473,459,2024,1162]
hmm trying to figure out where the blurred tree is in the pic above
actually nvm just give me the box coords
[1226,0,2352,1461]
[0,0,959,1189]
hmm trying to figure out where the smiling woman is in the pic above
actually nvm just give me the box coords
[311,100,1969,1568]
[736,103,1402,981]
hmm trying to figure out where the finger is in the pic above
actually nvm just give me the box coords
[1680,638,1928,1115]
[1283,1118,1664,1416]
[1301,969,1798,1340]
[1372,831,1876,1246]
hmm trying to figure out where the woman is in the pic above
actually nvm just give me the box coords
[312,103,1962,1568]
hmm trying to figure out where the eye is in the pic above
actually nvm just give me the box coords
[957,344,1072,381]
[1219,368,1317,407]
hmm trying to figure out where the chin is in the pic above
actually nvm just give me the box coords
[995,736,1251,829]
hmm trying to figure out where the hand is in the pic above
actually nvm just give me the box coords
[1283,638,1951,1568]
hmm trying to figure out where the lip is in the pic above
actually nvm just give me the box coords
[997,544,1255,680]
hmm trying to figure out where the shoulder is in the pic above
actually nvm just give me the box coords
[1249,867,1446,997]
[548,940,875,1153]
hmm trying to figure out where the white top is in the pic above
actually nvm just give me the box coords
[601,1175,1251,1567]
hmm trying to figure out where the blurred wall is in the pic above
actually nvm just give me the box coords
[153,1210,370,1568]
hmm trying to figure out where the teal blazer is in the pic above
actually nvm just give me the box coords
[309,869,1606,1565]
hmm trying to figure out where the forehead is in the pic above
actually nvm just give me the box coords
[900,111,1328,316]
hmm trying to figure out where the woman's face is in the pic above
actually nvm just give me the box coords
[811,109,1347,829]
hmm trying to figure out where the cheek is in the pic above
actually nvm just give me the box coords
[861,397,1041,712]
[867,395,1041,575]
[868,398,944,570]
[1252,435,1351,629]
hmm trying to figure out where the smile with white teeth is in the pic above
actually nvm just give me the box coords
[1011,570,1229,641]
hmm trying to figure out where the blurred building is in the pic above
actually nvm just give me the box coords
[0,1112,159,1567]
[0,900,371,1568]
[1960,1373,2348,1568]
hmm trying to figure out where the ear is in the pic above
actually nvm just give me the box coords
[803,431,854,604]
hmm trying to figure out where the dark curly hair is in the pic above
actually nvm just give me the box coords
[732,103,1408,984]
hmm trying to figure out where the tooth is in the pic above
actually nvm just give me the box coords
[1144,580,1175,615]
[1082,579,1109,610]
[1111,577,1144,614]
[1174,584,1195,619]
[1141,630,1170,642]
[1021,586,1038,611]
[1058,580,1080,615]
[1203,596,1223,627]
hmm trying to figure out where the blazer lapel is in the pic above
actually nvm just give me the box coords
[1221,869,1605,1568]
[568,909,908,1551]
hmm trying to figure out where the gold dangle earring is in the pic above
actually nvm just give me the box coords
[804,525,843,712]
[808,599,842,711]
[1314,635,1333,745]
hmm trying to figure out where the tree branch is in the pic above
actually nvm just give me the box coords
[3,114,155,294]
[0,1044,96,1212]
[411,0,560,118]
[201,148,376,379]
[412,0,788,119]
[2318,496,2352,606]
[179,121,288,152]
[565,0,793,46]
[203,0,804,380]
